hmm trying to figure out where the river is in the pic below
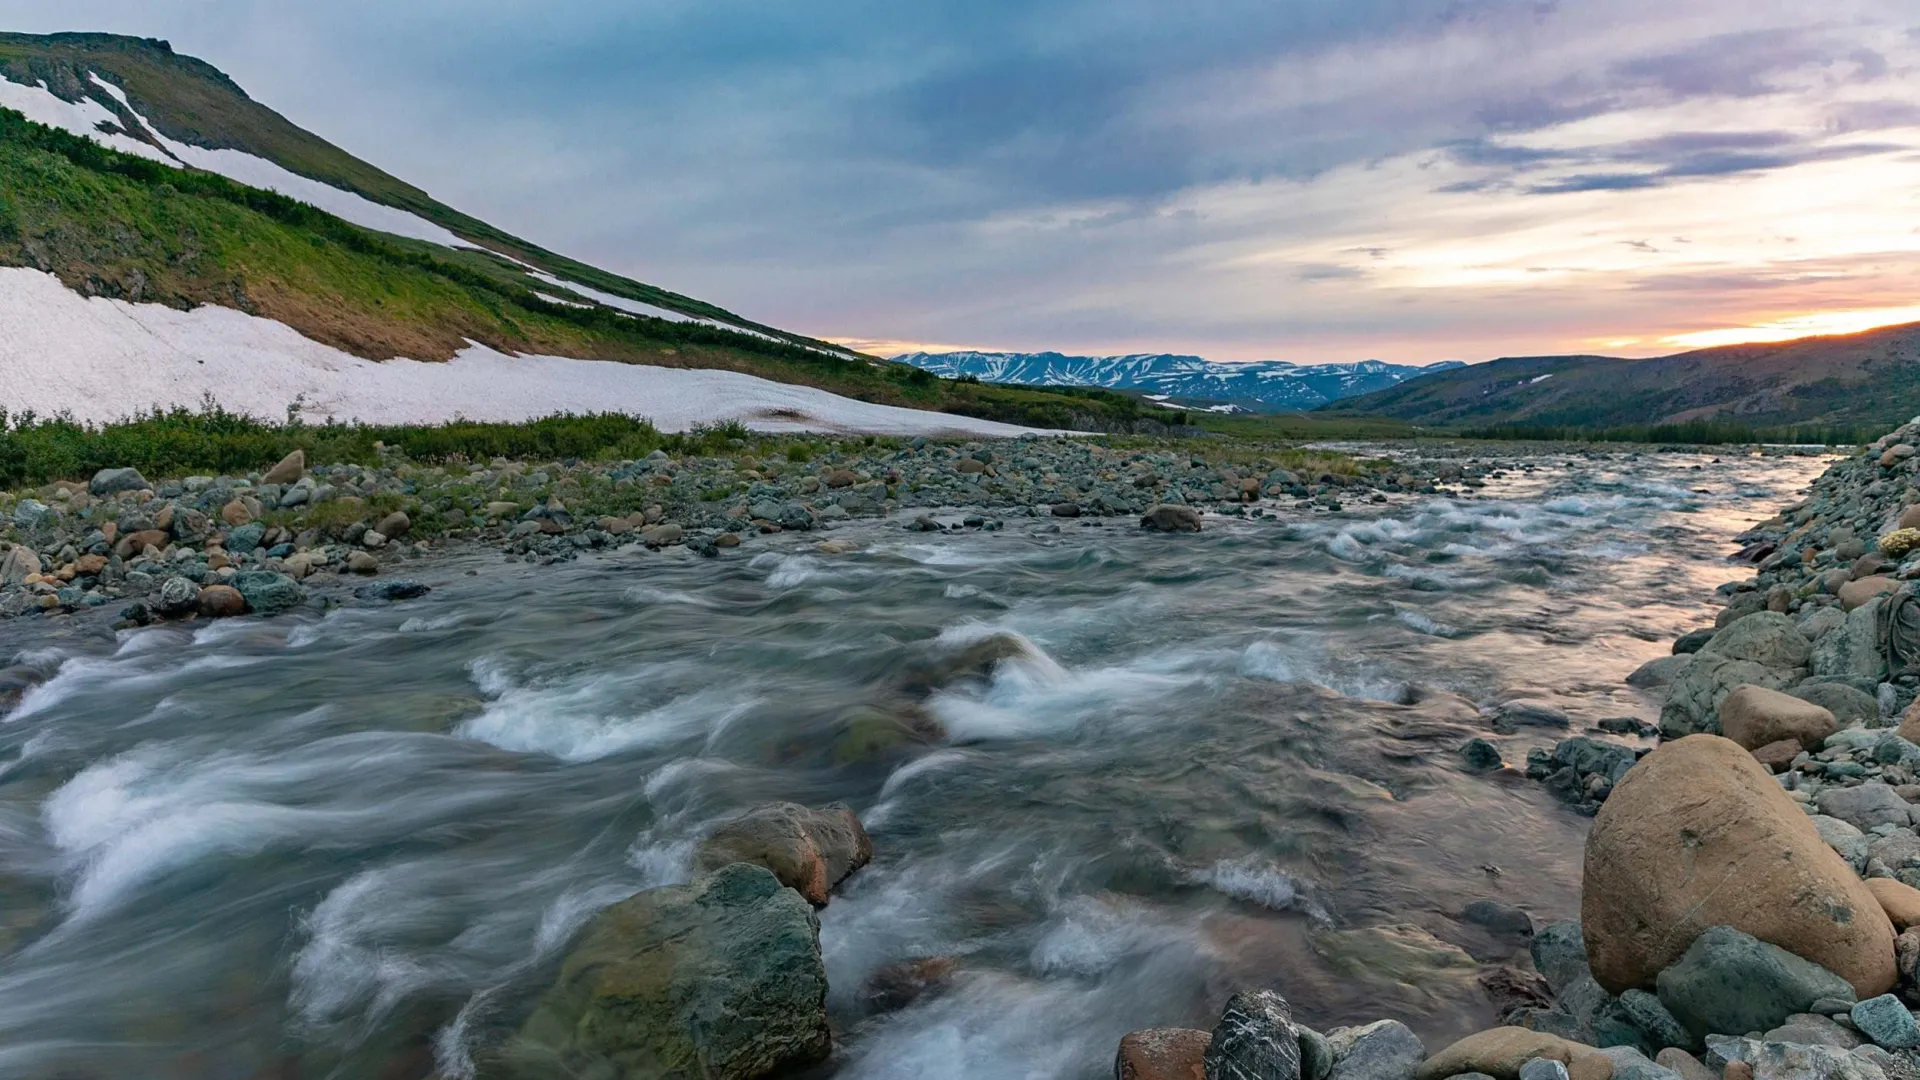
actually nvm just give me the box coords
[0,447,1826,1080]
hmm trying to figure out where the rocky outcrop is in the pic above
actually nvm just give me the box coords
[493,863,830,1080]
[692,803,872,907]
[1581,735,1896,999]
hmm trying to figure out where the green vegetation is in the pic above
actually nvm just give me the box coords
[0,105,1173,432]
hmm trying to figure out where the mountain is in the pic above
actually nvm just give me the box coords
[891,351,1466,411]
[0,32,1163,433]
[1318,321,1920,434]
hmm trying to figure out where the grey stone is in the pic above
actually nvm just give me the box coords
[1673,629,1718,655]
[1851,996,1920,1050]
[0,546,41,585]
[89,467,149,495]
[1463,738,1505,771]
[1600,1046,1681,1080]
[1656,926,1857,1039]
[1792,683,1882,726]
[1205,990,1301,1080]
[1531,921,1592,994]
[1817,784,1914,831]
[1867,830,1920,871]
[1463,900,1535,939]
[1630,655,1695,689]
[1705,612,1814,669]
[1703,1036,1888,1080]
[1518,1060,1570,1080]
[1620,988,1697,1052]
[1327,1020,1425,1080]
[1301,1027,1334,1080]
[1661,653,1800,738]
[11,499,50,527]
[230,571,304,617]
[225,521,266,554]
[1763,1014,1864,1049]
[153,574,198,616]
[1812,599,1888,683]
[1653,1049,1716,1080]
[495,863,830,1080]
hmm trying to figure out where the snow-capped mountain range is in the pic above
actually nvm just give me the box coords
[892,351,1467,411]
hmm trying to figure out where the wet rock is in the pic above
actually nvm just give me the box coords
[692,803,872,907]
[1117,1028,1211,1080]
[353,580,431,603]
[1532,922,1593,995]
[1584,736,1895,999]
[1051,501,1083,518]
[1204,990,1301,1080]
[1142,504,1203,532]
[1464,900,1536,940]
[1629,655,1694,689]
[1412,1028,1613,1080]
[1480,966,1554,1014]
[195,584,246,618]
[1655,926,1858,1040]
[231,571,304,616]
[1719,685,1838,751]
[1851,996,1920,1050]
[88,467,148,495]
[1463,738,1506,771]
[261,449,305,485]
[1327,1020,1426,1080]
[1309,924,1479,993]
[863,956,957,1014]
[1672,630,1717,656]
[494,863,829,1080]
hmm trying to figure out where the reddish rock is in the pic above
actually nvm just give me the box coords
[196,585,247,618]
[1750,738,1804,773]
[113,529,169,558]
[1115,1028,1211,1080]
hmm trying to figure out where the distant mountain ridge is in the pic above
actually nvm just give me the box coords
[1318,321,1920,433]
[892,351,1466,411]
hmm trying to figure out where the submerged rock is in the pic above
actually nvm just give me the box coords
[692,803,872,907]
[493,863,829,1080]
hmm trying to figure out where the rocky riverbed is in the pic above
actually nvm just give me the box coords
[0,436,1861,1080]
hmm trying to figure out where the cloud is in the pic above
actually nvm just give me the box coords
[0,0,1917,362]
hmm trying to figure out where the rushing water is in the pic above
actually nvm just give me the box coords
[0,448,1826,1080]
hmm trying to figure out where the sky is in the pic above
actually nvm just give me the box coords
[4,1,1920,364]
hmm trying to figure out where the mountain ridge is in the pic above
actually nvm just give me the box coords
[893,350,1466,411]
[1319,321,1920,433]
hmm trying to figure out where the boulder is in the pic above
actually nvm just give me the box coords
[1701,613,1812,669]
[1815,784,1913,832]
[1412,1028,1613,1080]
[495,863,829,1080]
[692,803,872,907]
[0,546,41,585]
[1327,1020,1426,1080]
[113,529,169,559]
[1654,926,1857,1040]
[1628,655,1693,690]
[88,467,148,495]
[1582,735,1895,999]
[1850,995,1920,1050]
[1866,878,1920,930]
[376,510,412,539]
[1810,599,1886,682]
[1789,683,1880,727]
[261,449,305,485]
[1751,740,1804,773]
[195,584,247,618]
[1659,655,1798,739]
[1205,990,1301,1080]
[153,574,198,617]
[1717,686,1837,751]
[231,571,305,617]
[1117,1029,1211,1080]
[1840,577,1899,612]
[1142,505,1203,533]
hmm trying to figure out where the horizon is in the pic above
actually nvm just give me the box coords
[2,3,1918,364]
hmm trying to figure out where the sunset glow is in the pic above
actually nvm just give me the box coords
[1660,306,1920,350]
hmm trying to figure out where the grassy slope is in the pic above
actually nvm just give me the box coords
[0,32,818,342]
[1322,322,1920,433]
[0,106,1172,431]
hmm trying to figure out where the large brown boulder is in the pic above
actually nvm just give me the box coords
[1413,1027,1612,1080]
[1867,878,1920,931]
[1582,735,1895,999]
[1114,1028,1210,1080]
[693,803,872,906]
[1717,686,1837,751]
[1839,576,1898,612]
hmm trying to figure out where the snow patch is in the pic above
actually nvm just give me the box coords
[0,267,1042,437]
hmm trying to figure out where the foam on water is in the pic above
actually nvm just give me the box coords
[1187,857,1330,922]
[457,657,756,762]
[1239,639,1409,703]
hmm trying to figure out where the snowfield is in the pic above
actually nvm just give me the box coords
[0,269,1042,437]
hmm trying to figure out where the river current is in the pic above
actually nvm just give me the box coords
[0,448,1826,1080]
